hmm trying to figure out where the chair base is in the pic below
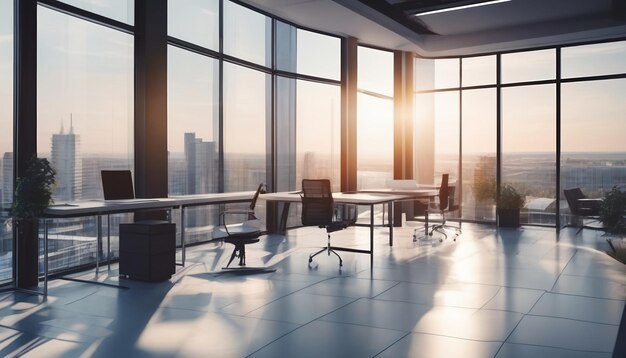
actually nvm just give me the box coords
[309,234,343,266]
[429,223,461,242]
[224,237,260,268]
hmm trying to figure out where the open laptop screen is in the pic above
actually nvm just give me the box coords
[101,170,135,200]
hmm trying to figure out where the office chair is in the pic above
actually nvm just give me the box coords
[429,174,461,241]
[564,187,602,234]
[301,179,353,267]
[213,183,265,267]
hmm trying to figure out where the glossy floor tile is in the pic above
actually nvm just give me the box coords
[0,224,623,357]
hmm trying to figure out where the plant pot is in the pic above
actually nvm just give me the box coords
[497,208,520,228]
[15,219,40,288]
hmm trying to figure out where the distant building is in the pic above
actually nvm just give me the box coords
[51,120,81,201]
[184,132,216,194]
[184,133,217,229]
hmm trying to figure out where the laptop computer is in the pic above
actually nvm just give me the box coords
[101,170,135,201]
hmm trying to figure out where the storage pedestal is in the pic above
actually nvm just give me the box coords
[119,220,175,282]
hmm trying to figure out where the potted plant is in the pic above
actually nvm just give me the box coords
[599,186,626,235]
[472,176,496,220]
[497,184,525,228]
[11,157,56,288]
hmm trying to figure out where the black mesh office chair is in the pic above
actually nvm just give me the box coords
[214,183,265,267]
[302,179,352,267]
[429,174,461,241]
[564,187,602,234]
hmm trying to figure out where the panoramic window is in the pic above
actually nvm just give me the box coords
[57,0,134,25]
[168,0,219,50]
[501,49,555,83]
[37,5,134,272]
[223,62,269,192]
[562,41,626,79]
[461,89,496,222]
[502,84,556,225]
[462,55,496,87]
[224,0,271,67]
[357,46,394,189]
[0,0,13,283]
[561,79,626,225]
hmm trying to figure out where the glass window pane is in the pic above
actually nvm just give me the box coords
[414,91,460,186]
[168,46,218,196]
[415,57,460,90]
[357,46,394,190]
[223,62,269,191]
[358,46,393,97]
[561,79,626,212]
[462,89,496,222]
[168,47,219,244]
[435,58,459,89]
[502,85,556,225]
[224,0,271,67]
[275,21,297,74]
[38,6,134,273]
[502,49,555,83]
[297,29,340,80]
[0,0,13,283]
[434,91,460,183]
[562,41,626,79]
[297,80,341,191]
[462,55,495,86]
[58,0,134,25]
[415,58,435,91]
[168,0,219,50]
[357,93,393,189]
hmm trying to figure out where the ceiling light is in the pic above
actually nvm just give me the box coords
[413,0,511,17]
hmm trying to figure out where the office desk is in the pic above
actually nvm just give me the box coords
[37,192,256,295]
[359,188,438,226]
[262,192,413,266]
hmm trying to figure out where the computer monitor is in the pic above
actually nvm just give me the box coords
[101,170,135,200]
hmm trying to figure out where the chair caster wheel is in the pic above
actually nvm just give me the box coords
[439,239,443,243]
[429,233,433,236]
[339,262,343,267]
[308,257,313,263]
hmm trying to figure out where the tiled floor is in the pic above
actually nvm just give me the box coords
[0,223,624,357]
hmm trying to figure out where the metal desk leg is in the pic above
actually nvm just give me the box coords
[370,204,374,267]
[96,215,102,276]
[44,218,49,297]
[388,202,393,246]
[180,206,186,266]
[107,215,111,271]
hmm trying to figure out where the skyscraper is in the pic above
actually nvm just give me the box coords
[184,133,217,229]
[184,132,216,195]
[51,119,81,201]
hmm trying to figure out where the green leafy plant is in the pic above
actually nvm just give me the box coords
[497,184,525,210]
[473,177,496,203]
[11,157,56,219]
[600,186,626,235]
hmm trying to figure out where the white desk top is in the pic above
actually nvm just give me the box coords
[44,191,256,218]
[261,191,415,205]
[358,188,438,198]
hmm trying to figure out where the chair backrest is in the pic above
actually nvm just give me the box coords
[301,179,334,227]
[438,174,450,211]
[564,187,585,215]
[249,183,265,211]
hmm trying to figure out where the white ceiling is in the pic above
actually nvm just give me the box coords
[241,0,626,56]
